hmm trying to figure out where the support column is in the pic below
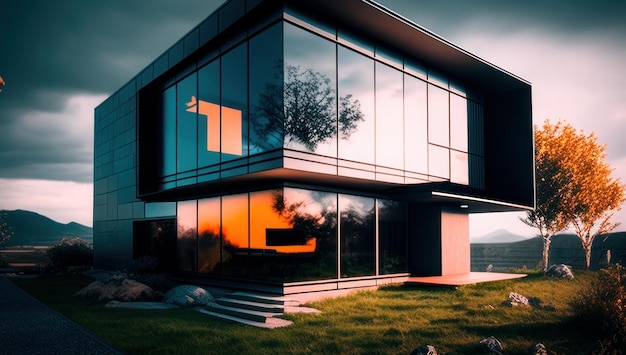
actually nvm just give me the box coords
[408,203,470,276]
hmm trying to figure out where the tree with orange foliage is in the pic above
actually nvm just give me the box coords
[522,120,571,272]
[524,120,625,270]
[562,124,625,268]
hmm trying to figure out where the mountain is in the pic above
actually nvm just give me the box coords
[471,231,626,271]
[470,229,532,244]
[0,209,92,247]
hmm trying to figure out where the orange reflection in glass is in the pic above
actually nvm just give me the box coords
[186,96,242,155]
[250,191,316,254]
[221,194,248,249]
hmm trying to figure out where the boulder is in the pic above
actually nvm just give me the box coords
[529,342,548,355]
[547,264,574,279]
[508,291,530,307]
[410,344,437,355]
[479,336,503,355]
[74,274,160,302]
[162,285,214,307]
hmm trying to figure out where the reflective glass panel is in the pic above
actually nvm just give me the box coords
[221,43,248,161]
[161,86,176,177]
[249,23,283,154]
[197,59,221,167]
[450,150,469,185]
[404,74,428,174]
[429,144,450,179]
[428,84,449,147]
[221,193,249,278]
[177,200,197,272]
[376,62,404,169]
[177,73,198,173]
[284,188,338,281]
[198,197,221,274]
[340,194,375,277]
[284,23,337,157]
[450,93,468,152]
[338,46,374,164]
[378,199,407,274]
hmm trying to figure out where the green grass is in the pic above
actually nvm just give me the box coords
[12,271,598,354]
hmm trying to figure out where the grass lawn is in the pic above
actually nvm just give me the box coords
[11,271,599,354]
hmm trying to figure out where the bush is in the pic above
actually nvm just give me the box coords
[47,238,93,270]
[571,264,626,353]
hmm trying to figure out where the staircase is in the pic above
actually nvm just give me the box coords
[198,291,301,329]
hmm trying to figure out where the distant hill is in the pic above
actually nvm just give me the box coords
[471,229,532,244]
[471,231,626,271]
[0,209,92,247]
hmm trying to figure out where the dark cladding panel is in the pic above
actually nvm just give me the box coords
[483,86,534,208]
[219,0,245,33]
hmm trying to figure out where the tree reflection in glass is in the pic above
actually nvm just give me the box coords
[250,62,363,154]
[340,195,376,277]
[249,188,338,282]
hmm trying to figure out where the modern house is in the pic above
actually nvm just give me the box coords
[93,0,533,294]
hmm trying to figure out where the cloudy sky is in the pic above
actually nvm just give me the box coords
[1,0,624,238]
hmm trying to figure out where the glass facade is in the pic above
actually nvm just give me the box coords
[175,187,406,283]
[150,17,485,192]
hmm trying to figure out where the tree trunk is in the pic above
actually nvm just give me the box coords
[543,236,551,273]
[584,243,592,269]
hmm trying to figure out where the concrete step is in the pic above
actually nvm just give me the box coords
[204,302,277,323]
[198,308,293,329]
[216,297,284,314]
[228,291,301,307]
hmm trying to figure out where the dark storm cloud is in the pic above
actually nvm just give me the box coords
[0,0,225,182]
[378,0,626,39]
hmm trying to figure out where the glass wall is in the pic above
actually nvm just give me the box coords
[175,188,406,282]
[152,17,484,190]
[338,46,374,164]
[283,23,338,157]
[339,194,375,277]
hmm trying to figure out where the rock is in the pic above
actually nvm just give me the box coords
[410,344,437,355]
[547,264,574,279]
[508,291,530,307]
[529,342,548,355]
[162,285,214,307]
[74,275,160,302]
[479,336,503,355]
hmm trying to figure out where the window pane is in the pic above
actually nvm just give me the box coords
[249,23,283,155]
[177,73,198,173]
[404,75,428,174]
[376,62,404,169]
[450,150,469,185]
[283,188,337,281]
[379,199,407,274]
[338,46,374,164]
[221,43,248,161]
[284,24,337,157]
[429,144,449,179]
[428,84,449,147]
[198,197,221,274]
[340,194,375,277]
[161,86,176,177]
[450,93,468,152]
[177,200,197,272]
[197,60,221,167]
[221,193,249,278]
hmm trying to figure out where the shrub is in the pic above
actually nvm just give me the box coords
[571,263,626,353]
[47,238,93,270]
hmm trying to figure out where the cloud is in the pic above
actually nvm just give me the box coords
[0,0,225,182]
[0,94,105,182]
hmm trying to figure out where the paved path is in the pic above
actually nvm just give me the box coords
[0,275,122,355]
